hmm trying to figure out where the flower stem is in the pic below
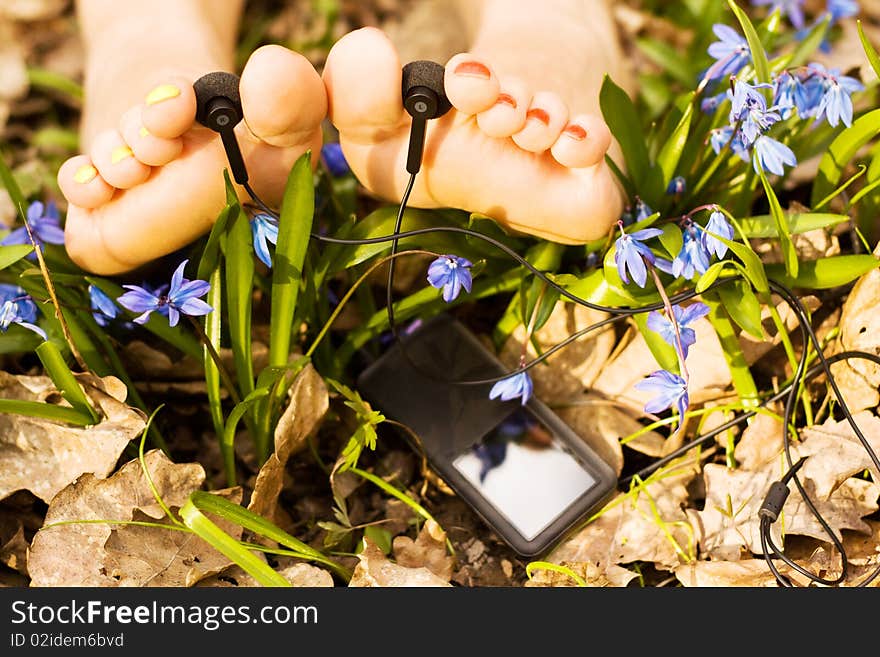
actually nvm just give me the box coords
[188,315,242,407]
[648,262,690,385]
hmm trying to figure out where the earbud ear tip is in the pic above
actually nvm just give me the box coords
[193,72,243,127]
[402,61,452,118]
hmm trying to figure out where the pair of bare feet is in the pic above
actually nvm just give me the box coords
[57,3,628,275]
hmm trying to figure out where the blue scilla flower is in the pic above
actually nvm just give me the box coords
[88,284,119,327]
[773,71,801,120]
[614,227,663,288]
[701,91,728,115]
[635,370,689,420]
[646,302,711,360]
[117,259,212,327]
[703,210,735,259]
[811,63,864,128]
[321,142,350,177]
[251,213,279,268]
[0,284,45,340]
[489,371,533,405]
[752,0,806,29]
[730,81,781,147]
[703,24,751,84]
[672,223,710,280]
[1,201,65,257]
[828,0,858,21]
[427,255,473,302]
[794,70,826,117]
[667,176,687,195]
[710,126,734,155]
[753,135,797,175]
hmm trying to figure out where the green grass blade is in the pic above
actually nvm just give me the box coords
[0,399,92,425]
[197,202,234,282]
[204,267,227,477]
[224,204,256,400]
[765,255,880,289]
[739,212,848,238]
[222,388,269,486]
[35,341,99,423]
[657,95,694,186]
[759,168,797,277]
[728,0,771,84]
[706,298,760,408]
[858,20,880,80]
[0,148,28,220]
[270,152,315,368]
[0,245,34,270]
[812,109,880,206]
[180,496,290,587]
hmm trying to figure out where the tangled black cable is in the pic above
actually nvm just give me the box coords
[245,181,880,587]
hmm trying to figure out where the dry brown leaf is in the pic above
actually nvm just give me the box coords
[523,561,610,587]
[0,516,28,575]
[101,489,243,587]
[28,450,204,586]
[733,412,785,470]
[349,538,451,587]
[675,559,815,587]
[0,371,145,503]
[547,456,701,584]
[197,561,333,588]
[248,364,329,524]
[831,243,880,413]
[392,519,454,581]
[799,412,880,495]
[739,295,821,366]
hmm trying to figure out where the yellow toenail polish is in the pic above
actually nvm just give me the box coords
[145,84,180,105]
[110,145,134,164]
[139,126,151,138]
[73,164,98,184]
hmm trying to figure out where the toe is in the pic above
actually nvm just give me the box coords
[141,76,197,139]
[512,91,568,153]
[476,77,530,138]
[57,155,114,209]
[90,129,151,189]
[241,45,326,148]
[323,27,407,142]
[444,54,501,116]
[120,106,183,166]
[551,114,612,168]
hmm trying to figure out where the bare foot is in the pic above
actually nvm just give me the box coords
[58,45,326,274]
[322,27,623,245]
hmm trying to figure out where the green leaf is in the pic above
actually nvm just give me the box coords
[696,261,731,293]
[712,235,769,294]
[600,75,650,185]
[270,152,315,369]
[35,341,99,424]
[560,269,633,308]
[718,280,764,339]
[765,255,880,289]
[706,298,760,408]
[660,223,684,259]
[859,20,880,80]
[0,149,28,221]
[364,526,393,555]
[656,95,694,186]
[634,311,679,374]
[197,201,234,282]
[738,212,849,238]
[224,204,256,400]
[0,399,92,425]
[204,268,226,480]
[759,168,798,277]
[0,244,34,270]
[728,0,771,84]
[180,496,291,587]
[812,109,880,206]
[635,38,695,86]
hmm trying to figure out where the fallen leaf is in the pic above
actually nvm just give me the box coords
[28,450,204,586]
[392,519,454,581]
[733,412,784,470]
[0,518,27,575]
[547,456,701,585]
[739,295,821,366]
[248,364,329,525]
[0,371,145,503]
[675,559,815,587]
[799,412,880,496]
[197,560,333,588]
[349,538,451,587]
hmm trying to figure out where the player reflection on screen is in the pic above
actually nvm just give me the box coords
[453,407,597,541]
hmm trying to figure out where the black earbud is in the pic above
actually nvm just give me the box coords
[401,61,452,175]
[193,72,249,185]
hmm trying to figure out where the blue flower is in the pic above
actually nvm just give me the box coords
[828,0,858,21]
[489,372,533,405]
[667,176,687,195]
[1,201,65,257]
[250,213,279,268]
[703,24,751,84]
[773,71,800,120]
[635,370,689,420]
[753,135,797,175]
[703,210,735,259]
[88,284,119,327]
[752,0,806,29]
[700,91,728,115]
[321,143,350,177]
[811,64,864,127]
[794,69,826,117]
[117,259,213,327]
[614,227,663,288]
[646,302,711,360]
[709,127,734,154]
[427,255,473,302]
[730,81,781,147]
[0,284,45,341]
[672,223,710,279]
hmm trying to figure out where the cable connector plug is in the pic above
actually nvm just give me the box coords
[759,481,790,522]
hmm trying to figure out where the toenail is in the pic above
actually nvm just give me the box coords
[495,93,517,109]
[565,124,588,141]
[454,61,491,80]
[110,145,134,164]
[526,108,550,126]
[145,84,180,105]
[139,126,151,138]
[73,165,98,184]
